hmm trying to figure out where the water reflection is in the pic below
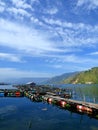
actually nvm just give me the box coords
[73,85,98,103]
[0,97,98,130]
[51,84,98,103]
[0,84,98,130]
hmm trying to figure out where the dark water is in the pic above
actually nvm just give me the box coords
[0,85,98,130]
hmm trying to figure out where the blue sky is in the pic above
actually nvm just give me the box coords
[0,0,98,80]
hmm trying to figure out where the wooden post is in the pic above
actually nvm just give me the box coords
[93,97,95,103]
[83,95,85,102]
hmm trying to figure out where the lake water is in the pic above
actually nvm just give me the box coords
[51,84,98,103]
[0,85,17,89]
[0,84,98,130]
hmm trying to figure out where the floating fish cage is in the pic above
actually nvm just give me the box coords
[0,87,98,120]
[24,91,98,120]
[0,90,24,97]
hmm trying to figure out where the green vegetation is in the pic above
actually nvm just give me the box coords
[44,67,98,84]
[75,85,98,99]
[63,67,98,84]
[44,72,78,84]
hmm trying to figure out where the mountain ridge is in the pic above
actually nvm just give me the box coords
[62,67,98,84]
[43,67,98,84]
[43,72,78,84]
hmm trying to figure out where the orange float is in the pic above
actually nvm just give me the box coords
[77,105,85,112]
[59,100,67,108]
[77,105,93,113]
[15,92,20,97]
[47,98,53,104]
[84,107,93,113]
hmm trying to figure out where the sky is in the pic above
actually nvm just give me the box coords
[0,0,98,80]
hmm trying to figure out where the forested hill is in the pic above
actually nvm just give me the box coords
[62,67,98,84]
[43,72,78,84]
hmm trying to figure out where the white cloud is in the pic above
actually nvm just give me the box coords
[58,54,87,63]
[43,17,98,48]
[11,0,32,9]
[30,16,43,26]
[89,51,98,55]
[77,0,98,10]
[52,65,62,69]
[0,0,5,12]
[0,6,4,12]
[46,54,78,63]
[31,17,39,23]
[77,0,86,6]
[0,0,5,6]
[1,17,97,62]
[30,0,38,3]
[0,53,22,62]
[0,68,53,79]
[30,0,40,6]
[0,18,63,57]
[8,7,31,17]
[45,53,98,65]
[43,17,93,30]
[0,1,32,19]
[44,18,62,26]
[45,7,58,15]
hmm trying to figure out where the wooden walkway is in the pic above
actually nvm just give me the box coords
[1,89,98,110]
[44,94,98,110]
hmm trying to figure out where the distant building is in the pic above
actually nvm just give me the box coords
[26,82,36,86]
[85,81,92,84]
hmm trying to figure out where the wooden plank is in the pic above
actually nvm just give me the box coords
[45,95,98,109]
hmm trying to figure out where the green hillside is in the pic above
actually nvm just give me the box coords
[63,67,98,84]
[43,72,78,84]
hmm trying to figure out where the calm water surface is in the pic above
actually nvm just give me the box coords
[0,85,16,89]
[0,85,98,130]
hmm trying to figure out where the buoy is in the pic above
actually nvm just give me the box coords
[43,97,48,101]
[66,103,71,108]
[95,115,98,118]
[77,105,85,112]
[31,95,34,100]
[59,100,67,108]
[7,92,13,97]
[47,98,53,104]
[25,92,28,97]
[84,107,93,113]
[15,92,20,97]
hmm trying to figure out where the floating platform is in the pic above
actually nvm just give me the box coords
[24,91,98,119]
[0,89,24,97]
[0,88,98,119]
